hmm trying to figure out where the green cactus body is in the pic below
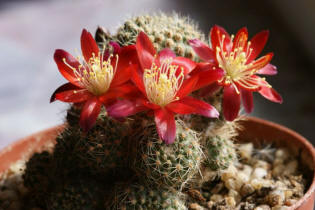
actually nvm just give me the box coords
[46,179,104,210]
[113,184,187,210]
[54,115,130,175]
[205,136,237,171]
[96,13,205,61]
[133,120,203,189]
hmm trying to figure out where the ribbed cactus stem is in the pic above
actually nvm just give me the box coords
[132,119,203,189]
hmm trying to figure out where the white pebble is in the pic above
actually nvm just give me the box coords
[221,165,237,182]
[239,143,253,160]
[242,164,253,176]
[284,160,298,175]
[275,148,289,161]
[251,167,267,179]
[237,171,250,183]
[225,196,236,207]
[271,189,285,202]
[251,178,272,190]
[272,165,286,177]
[255,205,271,210]
[228,189,241,203]
[210,194,223,202]
[8,161,25,175]
[225,178,243,191]
[254,160,271,170]
[271,206,290,210]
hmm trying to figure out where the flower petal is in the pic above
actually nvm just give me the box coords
[232,27,248,52]
[79,97,102,131]
[80,29,99,62]
[210,25,232,55]
[50,83,78,102]
[241,89,254,113]
[257,64,277,75]
[192,66,224,91]
[55,88,91,103]
[154,108,176,144]
[172,57,196,75]
[176,75,199,98]
[100,82,139,104]
[158,48,176,62]
[54,49,82,86]
[167,96,219,118]
[141,99,161,110]
[107,99,147,118]
[136,31,156,70]
[199,82,221,97]
[259,84,283,103]
[247,30,269,63]
[131,66,146,94]
[111,45,137,87]
[223,84,241,121]
[188,39,215,62]
[245,52,273,72]
[110,64,132,88]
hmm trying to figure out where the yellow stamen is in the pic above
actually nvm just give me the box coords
[216,34,262,93]
[143,58,184,107]
[63,50,118,96]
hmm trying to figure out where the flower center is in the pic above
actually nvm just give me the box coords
[143,58,184,107]
[216,34,261,93]
[64,52,118,96]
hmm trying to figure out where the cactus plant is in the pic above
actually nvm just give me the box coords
[54,113,130,175]
[46,178,105,210]
[17,12,284,210]
[132,120,203,189]
[111,183,187,210]
[205,136,237,171]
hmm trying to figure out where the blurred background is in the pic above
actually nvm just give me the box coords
[0,0,314,149]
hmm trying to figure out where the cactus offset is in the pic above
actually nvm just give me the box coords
[132,119,203,189]
[112,183,187,210]
[205,136,237,171]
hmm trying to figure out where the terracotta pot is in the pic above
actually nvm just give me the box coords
[0,117,314,209]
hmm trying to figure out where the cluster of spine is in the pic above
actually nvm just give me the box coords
[23,13,241,209]
[111,183,187,210]
[132,120,202,189]
[205,136,237,171]
[96,13,205,61]
[46,178,105,210]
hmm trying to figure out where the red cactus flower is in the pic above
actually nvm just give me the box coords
[107,32,223,144]
[51,29,137,131]
[189,25,282,121]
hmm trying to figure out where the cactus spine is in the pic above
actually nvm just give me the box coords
[112,183,187,210]
[96,13,205,61]
[132,120,203,189]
